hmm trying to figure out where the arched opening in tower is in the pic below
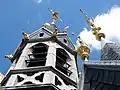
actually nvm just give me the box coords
[26,43,48,67]
[56,48,72,76]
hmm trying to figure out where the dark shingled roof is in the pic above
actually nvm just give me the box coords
[79,43,120,90]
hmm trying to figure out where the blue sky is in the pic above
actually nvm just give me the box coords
[0,0,120,74]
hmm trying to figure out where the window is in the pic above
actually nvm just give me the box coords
[39,32,44,37]
[26,43,48,67]
[64,38,67,43]
[56,48,72,76]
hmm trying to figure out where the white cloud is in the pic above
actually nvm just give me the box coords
[78,6,120,50]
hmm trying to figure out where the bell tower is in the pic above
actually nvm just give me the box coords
[1,8,79,90]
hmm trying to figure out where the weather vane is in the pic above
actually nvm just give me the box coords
[48,8,63,24]
[80,9,105,41]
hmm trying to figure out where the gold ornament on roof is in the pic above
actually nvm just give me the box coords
[76,36,90,61]
[80,9,105,41]
[48,8,63,24]
[52,28,58,37]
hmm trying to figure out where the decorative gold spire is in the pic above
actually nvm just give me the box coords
[80,9,105,41]
[52,28,58,37]
[48,8,63,24]
[76,36,90,61]
[22,32,29,40]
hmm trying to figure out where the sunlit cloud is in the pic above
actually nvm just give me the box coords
[78,6,120,50]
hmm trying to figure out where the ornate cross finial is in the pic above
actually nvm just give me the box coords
[80,8,105,41]
[48,8,63,24]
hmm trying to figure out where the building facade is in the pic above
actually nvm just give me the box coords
[1,23,79,90]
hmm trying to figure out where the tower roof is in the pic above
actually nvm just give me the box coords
[29,23,76,52]
[9,23,77,63]
[101,43,120,60]
[79,61,120,90]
